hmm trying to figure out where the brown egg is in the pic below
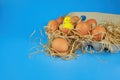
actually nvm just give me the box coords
[75,22,90,35]
[92,26,106,41]
[60,28,70,34]
[52,38,69,53]
[86,19,97,29]
[59,25,70,34]
[56,16,64,25]
[47,20,59,33]
[71,16,80,24]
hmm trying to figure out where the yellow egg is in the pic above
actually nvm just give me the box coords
[75,22,90,35]
[56,16,64,25]
[47,20,59,33]
[52,38,69,53]
[71,16,80,24]
[92,26,106,41]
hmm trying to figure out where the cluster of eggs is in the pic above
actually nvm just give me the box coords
[47,15,107,54]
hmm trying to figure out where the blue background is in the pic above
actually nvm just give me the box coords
[0,0,120,80]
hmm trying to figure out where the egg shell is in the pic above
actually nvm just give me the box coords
[52,38,69,53]
[86,19,97,30]
[47,20,59,32]
[92,26,106,41]
[86,19,97,26]
[56,16,64,25]
[59,24,70,34]
[75,22,90,35]
[60,27,70,34]
[71,16,80,24]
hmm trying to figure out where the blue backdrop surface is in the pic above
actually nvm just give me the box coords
[0,0,120,80]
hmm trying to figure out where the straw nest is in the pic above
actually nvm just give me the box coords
[45,27,93,60]
[45,22,120,59]
[30,21,120,60]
